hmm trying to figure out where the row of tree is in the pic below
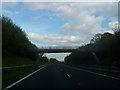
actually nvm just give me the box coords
[65,26,120,66]
[39,56,61,63]
[2,16,38,61]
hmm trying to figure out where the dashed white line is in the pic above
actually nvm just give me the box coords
[67,74,71,77]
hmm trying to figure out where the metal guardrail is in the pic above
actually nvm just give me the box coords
[79,65,120,73]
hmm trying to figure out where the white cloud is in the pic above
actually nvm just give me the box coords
[28,33,88,46]
[3,2,118,46]
[2,9,19,14]
[103,30,114,34]
[61,15,104,36]
[24,2,117,35]
[24,2,118,18]
[25,2,118,47]
[108,21,118,29]
[2,10,11,14]
[3,0,119,2]
[98,3,118,18]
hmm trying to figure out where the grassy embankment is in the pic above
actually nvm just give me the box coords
[66,64,120,79]
[3,57,35,67]
[3,57,42,83]
[3,56,51,83]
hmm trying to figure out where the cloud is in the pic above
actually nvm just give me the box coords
[24,2,117,35]
[24,2,118,47]
[2,10,19,14]
[2,10,11,14]
[61,14,104,35]
[28,33,88,46]
[97,3,118,18]
[56,2,117,35]
[24,2,118,18]
[3,2,117,46]
[3,0,119,2]
[108,21,118,29]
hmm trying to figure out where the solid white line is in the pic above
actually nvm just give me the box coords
[77,68,120,80]
[3,66,46,89]
[39,65,43,67]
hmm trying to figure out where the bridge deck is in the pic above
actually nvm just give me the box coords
[37,49,104,53]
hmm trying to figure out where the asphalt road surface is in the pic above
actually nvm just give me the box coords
[11,63,120,88]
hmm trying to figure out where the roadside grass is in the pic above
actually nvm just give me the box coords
[78,66,120,78]
[3,66,39,83]
[2,57,36,67]
[66,64,120,79]
[2,56,49,83]
[2,57,62,83]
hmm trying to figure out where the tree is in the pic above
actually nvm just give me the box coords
[65,31,120,66]
[90,33,102,44]
[2,16,38,61]
[41,57,48,62]
[50,58,60,63]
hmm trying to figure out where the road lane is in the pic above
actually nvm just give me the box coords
[10,63,120,88]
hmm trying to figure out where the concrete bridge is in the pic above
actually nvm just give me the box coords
[37,46,104,53]
[36,47,104,64]
[38,49,79,53]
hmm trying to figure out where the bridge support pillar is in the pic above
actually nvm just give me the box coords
[92,52,100,64]
[36,53,44,64]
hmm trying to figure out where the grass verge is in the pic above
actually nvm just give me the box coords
[2,56,50,85]
[2,66,39,83]
[3,56,36,67]
[66,64,120,79]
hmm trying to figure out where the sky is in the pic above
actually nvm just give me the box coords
[2,0,118,61]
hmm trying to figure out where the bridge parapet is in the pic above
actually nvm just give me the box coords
[38,46,79,49]
[37,46,105,53]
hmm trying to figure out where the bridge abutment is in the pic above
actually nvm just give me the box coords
[36,53,44,64]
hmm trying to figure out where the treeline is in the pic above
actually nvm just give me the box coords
[65,28,120,66]
[39,56,61,63]
[2,16,38,61]
[49,58,61,63]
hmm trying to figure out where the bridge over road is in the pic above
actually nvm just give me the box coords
[37,46,104,53]
[35,47,104,64]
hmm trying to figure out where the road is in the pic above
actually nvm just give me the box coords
[10,63,120,88]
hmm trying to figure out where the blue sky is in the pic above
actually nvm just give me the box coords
[3,3,66,35]
[2,2,118,61]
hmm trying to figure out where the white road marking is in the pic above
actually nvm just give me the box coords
[67,74,71,77]
[3,66,46,90]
